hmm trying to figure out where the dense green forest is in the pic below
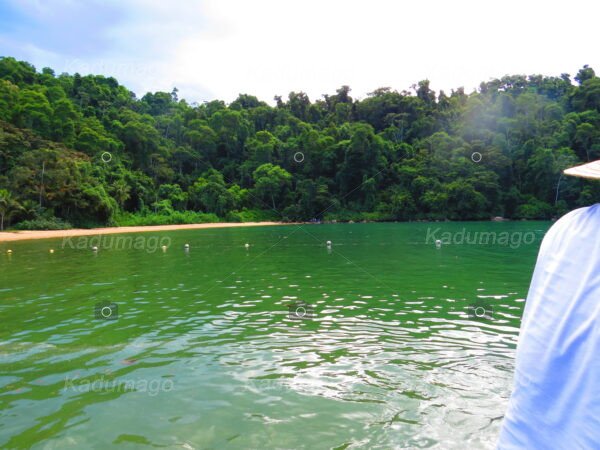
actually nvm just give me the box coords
[0,56,599,230]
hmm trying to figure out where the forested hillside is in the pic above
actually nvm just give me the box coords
[0,56,599,230]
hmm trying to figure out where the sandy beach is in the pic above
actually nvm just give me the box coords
[0,222,288,242]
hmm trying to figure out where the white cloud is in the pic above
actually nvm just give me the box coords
[3,0,599,104]
[157,0,600,103]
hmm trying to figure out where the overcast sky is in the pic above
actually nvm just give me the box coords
[0,0,598,104]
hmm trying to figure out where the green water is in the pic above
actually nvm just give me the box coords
[0,222,550,449]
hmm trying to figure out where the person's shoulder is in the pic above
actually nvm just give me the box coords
[557,204,597,223]
[545,204,600,240]
[556,204,600,225]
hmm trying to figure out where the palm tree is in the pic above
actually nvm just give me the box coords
[111,180,131,208]
[0,189,21,231]
[19,199,42,221]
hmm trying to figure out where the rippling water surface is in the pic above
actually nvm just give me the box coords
[0,222,550,449]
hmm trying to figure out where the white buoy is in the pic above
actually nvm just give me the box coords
[92,246,98,252]
[245,243,250,249]
[435,239,442,249]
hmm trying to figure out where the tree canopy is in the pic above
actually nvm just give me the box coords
[0,56,599,229]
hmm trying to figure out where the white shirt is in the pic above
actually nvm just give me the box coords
[498,204,600,449]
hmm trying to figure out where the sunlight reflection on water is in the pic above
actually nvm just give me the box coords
[0,223,545,449]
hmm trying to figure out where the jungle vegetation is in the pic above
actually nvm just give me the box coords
[0,56,599,229]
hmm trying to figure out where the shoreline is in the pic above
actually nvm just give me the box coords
[0,218,549,243]
[0,222,290,242]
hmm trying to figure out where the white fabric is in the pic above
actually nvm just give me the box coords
[498,204,600,449]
